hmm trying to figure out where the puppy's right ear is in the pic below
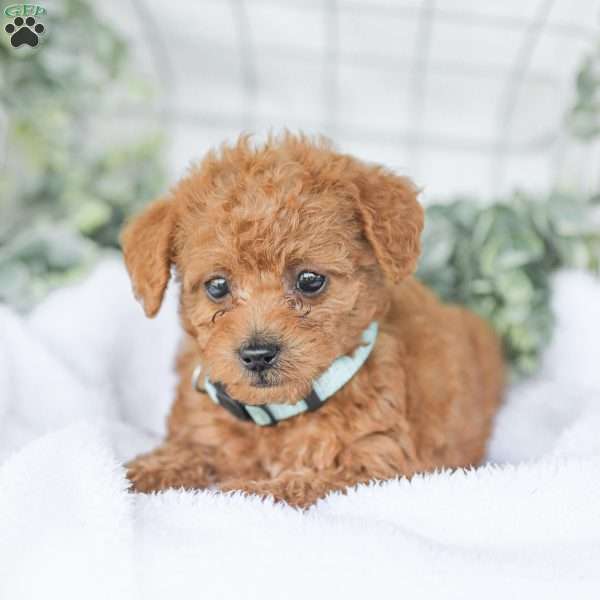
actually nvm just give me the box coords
[120,199,174,318]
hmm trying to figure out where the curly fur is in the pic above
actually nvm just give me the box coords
[121,133,505,508]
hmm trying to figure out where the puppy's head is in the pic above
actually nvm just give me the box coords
[121,135,423,405]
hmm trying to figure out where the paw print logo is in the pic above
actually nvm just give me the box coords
[5,16,45,48]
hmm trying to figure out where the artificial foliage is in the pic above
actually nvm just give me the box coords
[418,192,600,376]
[0,0,164,309]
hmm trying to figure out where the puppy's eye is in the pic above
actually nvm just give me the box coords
[296,271,326,295]
[204,277,229,300]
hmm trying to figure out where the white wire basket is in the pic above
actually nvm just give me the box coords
[107,0,600,201]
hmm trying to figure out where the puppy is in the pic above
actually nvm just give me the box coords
[121,134,505,508]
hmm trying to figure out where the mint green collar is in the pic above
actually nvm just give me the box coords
[192,321,378,427]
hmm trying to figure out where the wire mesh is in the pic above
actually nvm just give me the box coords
[114,0,600,201]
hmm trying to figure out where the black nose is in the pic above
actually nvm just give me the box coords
[238,342,280,372]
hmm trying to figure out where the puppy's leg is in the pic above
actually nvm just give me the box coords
[126,440,218,493]
[218,468,368,509]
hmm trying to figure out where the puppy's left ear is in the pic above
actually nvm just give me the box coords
[120,198,175,317]
[354,168,424,284]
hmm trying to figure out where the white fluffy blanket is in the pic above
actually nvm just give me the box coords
[1,260,600,599]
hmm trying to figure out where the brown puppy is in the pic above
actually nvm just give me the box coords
[121,134,505,508]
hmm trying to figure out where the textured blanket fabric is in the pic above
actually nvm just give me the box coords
[1,259,599,599]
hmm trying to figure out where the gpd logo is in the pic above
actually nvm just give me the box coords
[3,4,46,49]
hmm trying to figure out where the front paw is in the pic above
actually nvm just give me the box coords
[126,447,213,493]
[125,457,187,493]
[218,477,325,509]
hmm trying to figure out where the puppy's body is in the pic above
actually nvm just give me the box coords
[123,135,504,507]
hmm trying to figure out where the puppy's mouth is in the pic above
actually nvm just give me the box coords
[251,381,278,388]
[248,372,282,388]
